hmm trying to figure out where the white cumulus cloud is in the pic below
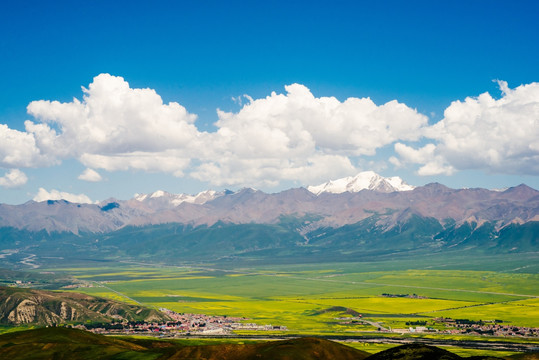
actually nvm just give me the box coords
[14,75,429,187]
[0,169,28,188]
[79,151,192,177]
[25,73,200,171]
[394,81,539,176]
[200,83,428,186]
[190,154,357,187]
[2,74,538,189]
[394,143,454,176]
[215,83,428,157]
[33,188,94,204]
[0,124,54,168]
[78,168,103,182]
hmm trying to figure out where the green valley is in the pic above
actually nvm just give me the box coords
[37,258,538,338]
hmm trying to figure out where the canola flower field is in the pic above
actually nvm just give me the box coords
[57,261,539,334]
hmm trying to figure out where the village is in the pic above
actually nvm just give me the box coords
[434,318,539,337]
[387,318,539,338]
[332,314,538,338]
[77,310,538,339]
[77,308,287,336]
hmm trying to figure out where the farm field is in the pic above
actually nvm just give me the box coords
[49,260,539,337]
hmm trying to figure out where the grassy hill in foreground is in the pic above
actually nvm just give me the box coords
[0,327,370,360]
[0,327,155,360]
[0,327,536,360]
[0,286,168,326]
[367,343,493,360]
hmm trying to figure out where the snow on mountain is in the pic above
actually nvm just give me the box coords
[134,190,221,206]
[0,181,537,235]
[307,171,415,195]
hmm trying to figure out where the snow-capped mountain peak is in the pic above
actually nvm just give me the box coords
[307,171,415,195]
[134,190,169,201]
[134,190,222,206]
[134,193,148,201]
[171,190,219,206]
[150,190,166,198]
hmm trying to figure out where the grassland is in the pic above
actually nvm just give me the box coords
[43,260,539,338]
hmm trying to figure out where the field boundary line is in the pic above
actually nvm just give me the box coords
[93,281,144,306]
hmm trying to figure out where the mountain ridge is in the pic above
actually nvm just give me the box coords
[0,181,537,234]
[0,173,537,266]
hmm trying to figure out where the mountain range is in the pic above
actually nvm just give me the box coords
[1,171,536,233]
[0,172,537,266]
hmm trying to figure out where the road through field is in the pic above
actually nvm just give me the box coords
[93,281,143,305]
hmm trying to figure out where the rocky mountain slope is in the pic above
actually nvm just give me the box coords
[0,286,169,326]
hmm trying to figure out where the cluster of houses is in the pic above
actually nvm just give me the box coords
[380,293,429,299]
[12,280,33,286]
[78,308,287,335]
[334,316,538,338]
[433,318,539,337]
[386,318,537,338]
[390,326,437,334]
[372,323,537,338]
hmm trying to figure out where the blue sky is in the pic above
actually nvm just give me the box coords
[1,0,538,204]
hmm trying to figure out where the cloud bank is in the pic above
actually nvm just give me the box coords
[1,74,538,190]
[395,81,539,175]
[0,169,28,188]
[33,188,94,204]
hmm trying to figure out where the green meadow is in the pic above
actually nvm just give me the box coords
[50,260,539,337]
